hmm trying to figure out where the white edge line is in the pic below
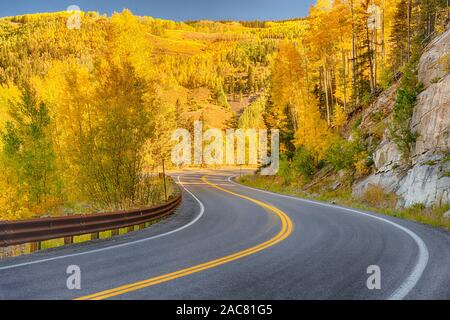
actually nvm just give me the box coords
[228,175,429,300]
[0,175,205,271]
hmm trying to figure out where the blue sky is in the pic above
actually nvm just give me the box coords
[0,0,316,21]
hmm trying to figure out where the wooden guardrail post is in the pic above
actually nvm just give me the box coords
[127,226,134,233]
[91,232,99,240]
[64,236,73,245]
[30,241,41,253]
[111,229,119,236]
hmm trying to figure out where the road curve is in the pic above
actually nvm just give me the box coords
[0,170,448,299]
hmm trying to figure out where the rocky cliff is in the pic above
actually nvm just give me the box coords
[353,28,450,208]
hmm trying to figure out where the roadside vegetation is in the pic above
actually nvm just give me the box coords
[238,174,450,230]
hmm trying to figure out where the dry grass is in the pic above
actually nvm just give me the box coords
[239,174,449,230]
[362,185,398,208]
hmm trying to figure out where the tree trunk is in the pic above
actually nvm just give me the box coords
[447,0,449,22]
[342,50,348,112]
[365,20,376,94]
[407,0,412,63]
[381,0,385,69]
[323,65,331,126]
[350,0,359,104]
[329,69,334,108]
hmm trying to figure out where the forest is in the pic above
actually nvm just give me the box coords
[0,0,449,221]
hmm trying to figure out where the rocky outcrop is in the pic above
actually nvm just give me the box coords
[353,27,450,208]
[396,160,449,207]
[359,82,400,136]
[372,139,401,171]
[418,29,450,88]
[411,73,450,158]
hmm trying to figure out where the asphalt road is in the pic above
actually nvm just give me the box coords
[0,170,449,300]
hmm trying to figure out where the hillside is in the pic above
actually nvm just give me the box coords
[0,10,303,219]
[0,0,449,226]
[0,12,286,130]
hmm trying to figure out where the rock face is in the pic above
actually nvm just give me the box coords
[359,82,400,136]
[411,73,450,157]
[396,161,449,207]
[418,29,450,88]
[353,28,450,208]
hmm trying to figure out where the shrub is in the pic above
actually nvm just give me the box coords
[362,185,386,207]
[362,185,397,208]
[410,203,426,211]
[361,90,372,108]
[292,147,316,181]
[430,77,441,84]
[325,132,367,173]
[325,138,355,171]
[438,53,450,73]
[277,156,294,185]
[351,116,362,131]
[354,151,371,178]
[380,68,394,90]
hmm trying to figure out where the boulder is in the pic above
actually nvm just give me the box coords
[396,159,450,207]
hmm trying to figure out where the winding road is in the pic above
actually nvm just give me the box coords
[0,170,449,300]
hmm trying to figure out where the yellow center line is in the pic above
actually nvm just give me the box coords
[75,175,294,300]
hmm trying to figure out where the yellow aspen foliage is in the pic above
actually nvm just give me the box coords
[0,82,21,132]
[332,104,347,129]
[354,151,371,178]
[295,100,331,163]
[109,9,154,80]
[0,180,32,220]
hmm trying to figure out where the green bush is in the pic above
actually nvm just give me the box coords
[292,147,316,181]
[325,133,367,172]
[361,91,372,108]
[277,156,294,185]
[380,68,394,90]
[325,138,355,171]
[389,60,423,162]
[351,115,362,131]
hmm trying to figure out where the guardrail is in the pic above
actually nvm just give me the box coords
[0,193,182,248]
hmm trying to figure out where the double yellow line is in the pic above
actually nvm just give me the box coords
[76,175,293,300]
